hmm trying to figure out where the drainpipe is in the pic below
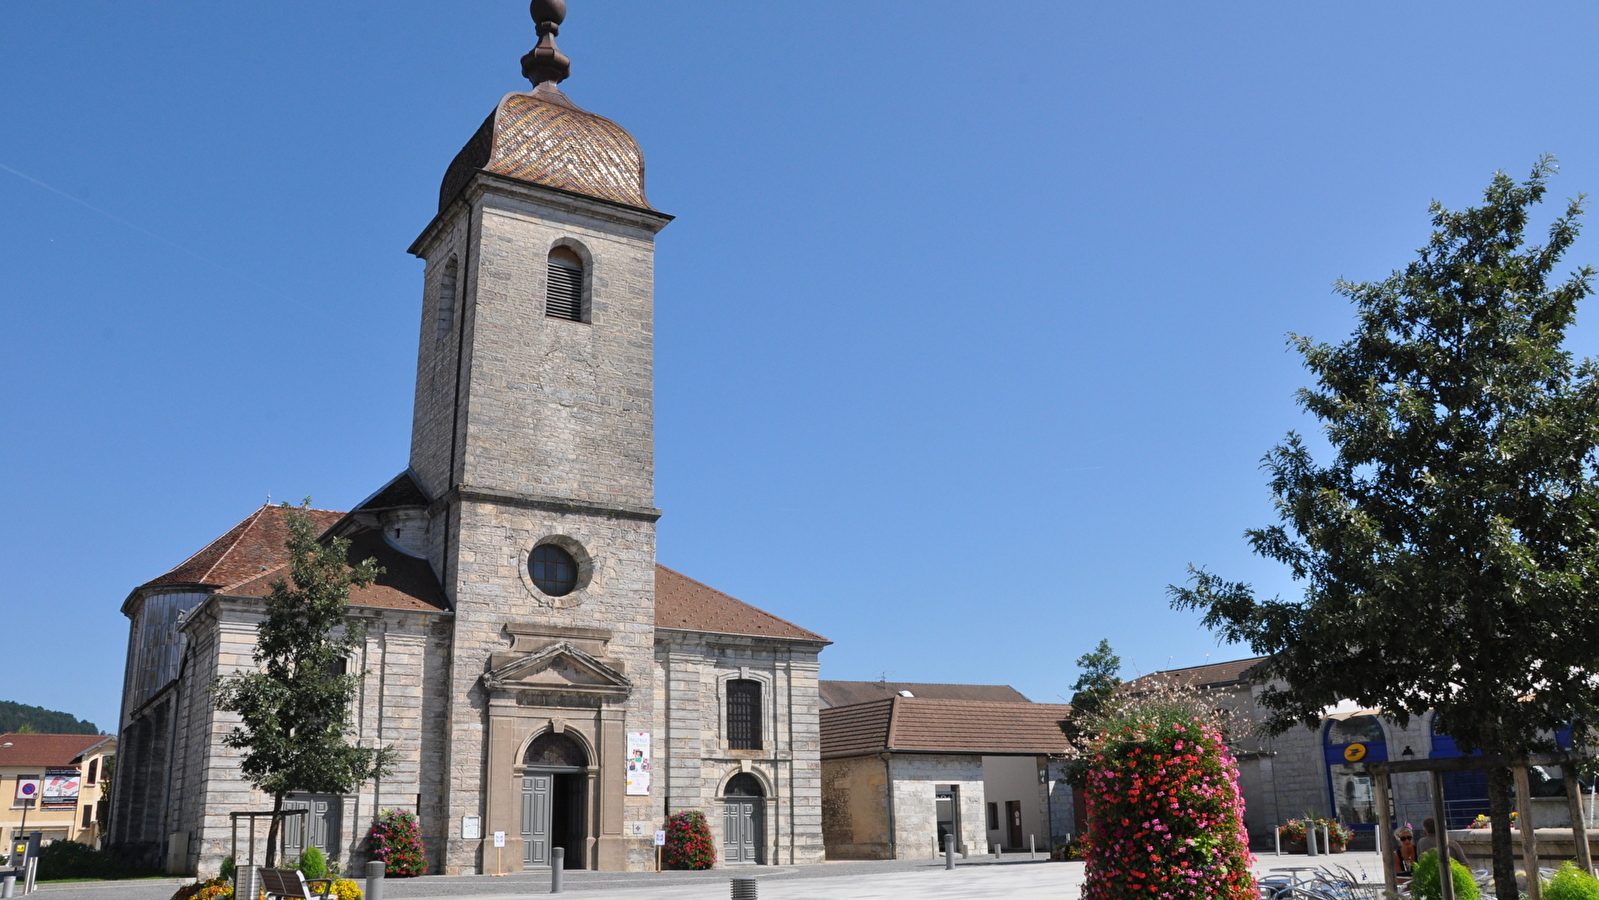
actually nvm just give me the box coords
[879,753,896,860]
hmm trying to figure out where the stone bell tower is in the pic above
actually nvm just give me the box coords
[406,0,672,874]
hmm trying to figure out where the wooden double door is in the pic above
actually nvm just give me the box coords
[522,771,587,869]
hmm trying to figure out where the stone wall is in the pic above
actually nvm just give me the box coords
[885,755,985,860]
[654,630,826,866]
[821,755,890,859]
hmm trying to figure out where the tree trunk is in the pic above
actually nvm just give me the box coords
[264,793,285,868]
[1487,766,1518,900]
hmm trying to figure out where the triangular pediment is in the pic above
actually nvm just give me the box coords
[483,641,630,694]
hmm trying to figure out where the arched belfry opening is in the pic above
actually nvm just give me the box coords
[722,772,766,865]
[521,732,590,870]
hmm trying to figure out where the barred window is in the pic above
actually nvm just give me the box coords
[727,679,762,750]
[546,247,585,322]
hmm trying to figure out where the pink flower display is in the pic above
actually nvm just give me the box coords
[1081,717,1255,900]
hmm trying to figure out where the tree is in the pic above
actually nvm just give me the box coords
[1060,639,1123,785]
[211,502,393,865]
[1070,639,1123,718]
[1170,158,1599,900]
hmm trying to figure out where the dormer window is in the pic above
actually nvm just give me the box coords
[546,247,585,322]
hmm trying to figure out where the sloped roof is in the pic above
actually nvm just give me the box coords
[0,734,113,768]
[654,566,828,644]
[142,505,345,592]
[820,697,1072,758]
[819,680,1029,709]
[350,470,431,512]
[225,528,448,612]
[1124,656,1268,692]
[138,505,447,612]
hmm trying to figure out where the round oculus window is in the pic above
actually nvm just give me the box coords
[529,543,579,597]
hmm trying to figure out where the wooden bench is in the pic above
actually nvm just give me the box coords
[257,867,335,900]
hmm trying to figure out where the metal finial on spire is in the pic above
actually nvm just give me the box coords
[522,0,571,89]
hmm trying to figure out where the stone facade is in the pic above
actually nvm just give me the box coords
[111,33,830,876]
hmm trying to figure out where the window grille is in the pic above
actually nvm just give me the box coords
[727,679,762,750]
[436,256,459,339]
[546,250,584,322]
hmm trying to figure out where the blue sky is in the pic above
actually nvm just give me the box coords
[4,1,1599,732]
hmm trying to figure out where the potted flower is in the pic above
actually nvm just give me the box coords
[1279,817,1354,853]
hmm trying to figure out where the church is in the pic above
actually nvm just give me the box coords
[108,2,829,875]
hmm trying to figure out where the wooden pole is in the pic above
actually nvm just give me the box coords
[1374,772,1398,896]
[1432,770,1455,900]
[1564,766,1593,876]
[1515,765,1542,900]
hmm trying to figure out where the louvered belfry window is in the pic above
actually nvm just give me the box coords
[727,679,762,750]
[546,247,585,322]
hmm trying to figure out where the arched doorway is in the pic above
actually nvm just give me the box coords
[522,732,588,870]
[722,773,765,865]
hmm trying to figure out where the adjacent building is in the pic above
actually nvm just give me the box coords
[110,4,828,876]
[819,686,1073,860]
[0,734,116,849]
[1126,657,1539,849]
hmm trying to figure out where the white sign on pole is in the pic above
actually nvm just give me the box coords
[493,831,506,848]
[654,830,667,847]
[13,776,40,804]
[625,732,651,795]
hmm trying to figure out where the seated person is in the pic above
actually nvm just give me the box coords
[1415,817,1471,868]
[1393,826,1418,876]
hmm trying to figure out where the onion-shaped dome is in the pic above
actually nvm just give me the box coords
[437,0,650,212]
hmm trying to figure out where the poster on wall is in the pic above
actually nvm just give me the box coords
[625,732,651,795]
[42,768,81,808]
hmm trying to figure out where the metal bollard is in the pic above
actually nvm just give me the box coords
[730,876,758,899]
[365,860,385,900]
[1029,834,1036,860]
[993,843,1000,860]
[24,859,37,896]
[1306,825,1318,856]
[551,848,564,893]
[944,835,955,870]
[1,871,13,899]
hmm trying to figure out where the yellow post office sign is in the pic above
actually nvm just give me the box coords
[1343,743,1367,762]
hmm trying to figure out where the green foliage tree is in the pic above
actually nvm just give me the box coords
[210,502,393,865]
[0,701,99,735]
[1060,639,1123,785]
[1169,159,1599,900]
[1070,639,1123,717]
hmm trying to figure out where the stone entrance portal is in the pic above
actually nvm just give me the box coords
[521,733,589,870]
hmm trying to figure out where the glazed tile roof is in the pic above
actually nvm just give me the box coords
[820,697,1073,759]
[819,680,1030,709]
[0,734,113,768]
[439,89,650,213]
[654,566,828,643]
[1123,656,1269,692]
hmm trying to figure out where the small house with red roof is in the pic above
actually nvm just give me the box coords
[109,4,829,878]
[0,733,115,850]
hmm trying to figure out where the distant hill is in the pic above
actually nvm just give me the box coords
[0,701,100,736]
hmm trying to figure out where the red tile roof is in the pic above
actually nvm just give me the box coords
[142,506,345,592]
[654,566,828,643]
[138,505,446,612]
[138,502,824,633]
[821,697,1072,758]
[1123,656,1268,692]
[0,734,112,768]
[820,680,1029,709]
